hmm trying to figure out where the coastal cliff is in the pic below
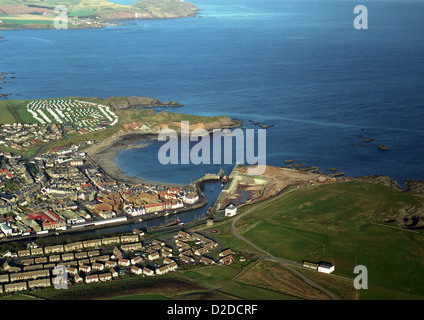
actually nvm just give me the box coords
[359,175,403,191]
[106,96,183,111]
[131,0,199,19]
[118,110,242,135]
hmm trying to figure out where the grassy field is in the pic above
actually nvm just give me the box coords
[0,100,38,123]
[180,265,302,300]
[108,293,172,300]
[229,181,424,299]
[0,0,136,15]
[0,14,54,25]
[0,102,17,123]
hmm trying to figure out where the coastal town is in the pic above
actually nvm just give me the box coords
[0,230,237,294]
[0,95,248,297]
[0,120,204,239]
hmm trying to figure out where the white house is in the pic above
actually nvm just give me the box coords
[131,265,143,275]
[0,223,12,237]
[92,263,104,271]
[171,202,184,210]
[225,204,237,217]
[79,265,91,273]
[156,265,169,275]
[99,273,112,282]
[85,275,99,284]
[167,262,178,272]
[118,259,130,267]
[129,207,146,217]
[183,194,198,204]
[131,256,143,265]
[148,252,160,261]
[143,267,154,276]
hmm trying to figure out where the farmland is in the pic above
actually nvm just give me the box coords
[0,0,199,29]
[215,180,424,299]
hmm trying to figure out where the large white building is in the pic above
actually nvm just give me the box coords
[318,262,335,274]
[0,223,12,237]
[225,204,237,217]
[183,194,199,204]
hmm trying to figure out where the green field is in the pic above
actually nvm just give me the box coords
[0,100,37,123]
[180,265,300,300]
[108,293,172,300]
[0,18,55,25]
[231,181,424,299]
[0,103,17,123]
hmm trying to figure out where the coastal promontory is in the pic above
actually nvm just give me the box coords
[0,0,200,30]
[0,96,242,158]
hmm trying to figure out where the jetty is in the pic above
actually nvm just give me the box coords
[191,168,224,186]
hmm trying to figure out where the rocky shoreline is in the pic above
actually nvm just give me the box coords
[106,96,183,111]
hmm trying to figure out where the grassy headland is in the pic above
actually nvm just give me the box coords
[0,0,199,29]
[0,96,241,158]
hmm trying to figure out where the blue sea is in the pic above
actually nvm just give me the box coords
[1,0,424,187]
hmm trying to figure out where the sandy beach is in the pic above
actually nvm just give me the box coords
[85,132,185,187]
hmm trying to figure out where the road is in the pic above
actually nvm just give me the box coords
[230,187,342,300]
[31,126,67,159]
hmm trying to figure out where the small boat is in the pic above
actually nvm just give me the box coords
[211,187,213,192]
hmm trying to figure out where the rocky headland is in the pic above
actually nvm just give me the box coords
[106,96,183,111]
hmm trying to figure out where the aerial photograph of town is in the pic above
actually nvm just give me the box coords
[0,0,423,312]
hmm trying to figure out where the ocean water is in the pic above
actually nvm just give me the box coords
[1,0,424,187]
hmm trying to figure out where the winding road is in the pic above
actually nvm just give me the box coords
[230,187,342,300]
